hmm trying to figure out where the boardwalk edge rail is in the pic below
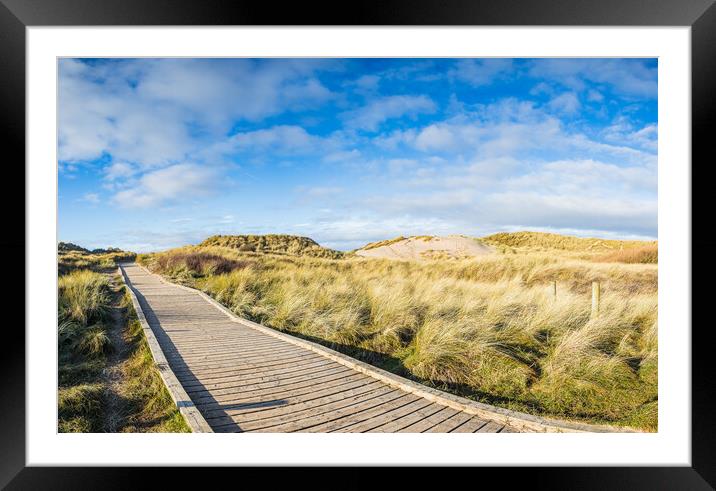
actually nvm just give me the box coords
[135,263,637,434]
[118,265,214,433]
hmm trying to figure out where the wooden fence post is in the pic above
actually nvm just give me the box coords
[552,280,557,300]
[591,281,601,318]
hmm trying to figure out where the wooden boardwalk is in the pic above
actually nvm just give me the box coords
[120,263,609,434]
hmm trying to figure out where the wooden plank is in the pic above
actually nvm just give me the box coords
[450,416,489,433]
[198,373,371,419]
[210,379,384,422]
[397,406,460,433]
[176,358,338,388]
[165,351,319,377]
[476,421,505,433]
[168,357,321,379]
[367,403,447,433]
[159,334,284,346]
[185,365,354,398]
[157,334,275,345]
[424,412,474,433]
[216,384,395,432]
[262,390,409,433]
[305,394,421,433]
[196,372,369,413]
[161,346,301,363]
[161,342,302,360]
[339,399,434,433]
[190,366,355,403]
[158,338,276,349]
[166,351,318,375]
[159,335,291,348]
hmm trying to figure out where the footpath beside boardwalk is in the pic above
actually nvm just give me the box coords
[119,262,627,434]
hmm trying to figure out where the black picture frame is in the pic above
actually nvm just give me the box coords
[2,0,713,487]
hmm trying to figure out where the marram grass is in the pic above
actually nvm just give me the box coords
[141,246,658,430]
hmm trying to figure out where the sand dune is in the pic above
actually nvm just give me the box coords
[355,235,494,260]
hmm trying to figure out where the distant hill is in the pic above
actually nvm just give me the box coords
[355,235,494,260]
[482,231,657,252]
[58,242,90,253]
[58,242,127,255]
[199,234,344,259]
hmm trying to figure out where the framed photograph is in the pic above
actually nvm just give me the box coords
[4,0,714,485]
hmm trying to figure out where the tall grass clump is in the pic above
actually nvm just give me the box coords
[59,270,110,325]
[144,245,658,430]
[58,270,112,432]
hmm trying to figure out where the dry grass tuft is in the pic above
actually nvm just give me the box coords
[593,245,658,264]
[155,251,252,277]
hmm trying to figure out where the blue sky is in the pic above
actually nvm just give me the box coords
[58,58,657,252]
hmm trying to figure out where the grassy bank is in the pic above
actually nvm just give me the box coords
[117,291,191,432]
[58,270,112,432]
[140,245,658,431]
[58,268,190,432]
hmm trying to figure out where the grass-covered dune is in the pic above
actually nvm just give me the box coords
[139,239,658,431]
[483,231,657,256]
[200,234,344,259]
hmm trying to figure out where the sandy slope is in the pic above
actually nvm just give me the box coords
[355,235,494,260]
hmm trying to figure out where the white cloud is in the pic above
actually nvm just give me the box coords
[587,89,604,102]
[387,158,418,173]
[529,59,657,98]
[448,59,513,87]
[111,163,221,209]
[104,162,136,181]
[481,192,656,236]
[213,125,346,160]
[345,74,381,95]
[529,82,554,97]
[342,95,436,131]
[414,125,457,151]
[374,99,655,167]
[298,186,344,197]
[81,193,100,204]
[323,149,361,163]
[547,92,581,115]
[58,59,336,167]
[230,125,316,151]
[602,117,658,152]
[343,151,657,239]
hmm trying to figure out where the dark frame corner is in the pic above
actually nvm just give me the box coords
[2,0,714,487]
